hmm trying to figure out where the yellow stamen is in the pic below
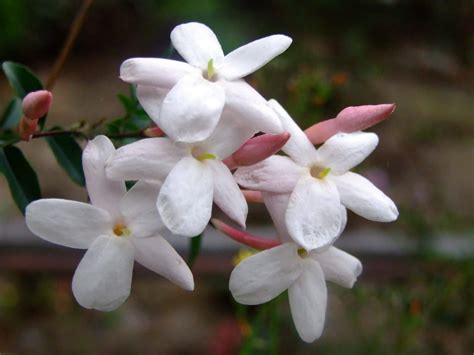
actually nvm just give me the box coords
[113,223,131,237]
[197,152,217,161]
[207,58,215,79]
[298,248,308,257]
[318,167,331,179]
[233,249,257,266]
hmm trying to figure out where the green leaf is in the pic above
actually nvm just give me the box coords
[2,61,43,98]
[0,97,22,130]
[187,234,203,268]
[45,130,85,186]
[0,145,41,213]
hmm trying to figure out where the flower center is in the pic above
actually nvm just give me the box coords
[203,58,218,81]
[113,223,131,237]
[191,147,217,161]
[298,248,308,258]
[310,165,331,179]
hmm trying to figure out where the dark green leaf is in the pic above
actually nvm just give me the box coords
[45,131,85,186]
[2,61,43,98]
[0,145,41,213]
[0,97,22,130]
[187,234,203,268]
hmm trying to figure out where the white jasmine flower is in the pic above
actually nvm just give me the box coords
[25,136,194,311]
[120,22,291,143]
[235,100,398,251]
[229,242,362,343]
[106,117,255,237]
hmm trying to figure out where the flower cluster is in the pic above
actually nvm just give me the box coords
[25,22,398,342]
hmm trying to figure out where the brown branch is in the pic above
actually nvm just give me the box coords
[46,0,95,90]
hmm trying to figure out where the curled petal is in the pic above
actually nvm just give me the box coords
[234,155,304,193]
[305,104,395,144]
[312,247,362,288]
[218,35,292,80]
[286,177,343,251]
[207,159,248,228]
[25,199,111,249]
[120,58,195,88]
[72,235,134,311]
[106,138,184,182]
[268,99,318,166]
[222,80,283,135]
[120,180,163,238]
[158,157,213,237]
[331,172,398,222]
[317,132,379,175]
[132,235,194,290]
[83,135,126,219]
[159,75,225,143]
[171,22,224,69]
[229,243,302,305]
[136,85,168,124]
[288,259,327,343]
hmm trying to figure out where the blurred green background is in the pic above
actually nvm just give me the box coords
[0,0,473,354]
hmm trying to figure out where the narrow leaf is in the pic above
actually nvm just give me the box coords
[0,97,22,130]
[45,131,85,186]
[2,61,43,98]
[187,234,203,268]
[0,145,41,213]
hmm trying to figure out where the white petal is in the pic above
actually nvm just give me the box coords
[131,235,194,291]
[158,157,213,237]
[159,75,225,143]
[106,138,184,182]
[72,235,134,311]
[136,85,167,123]
[312,247,362,288]
[318,132,379,174]
[234,155,304,193]
[207,159,247,228]
[229,243,302,305]
[83,136,126,219]
[286,177,343,251]
[288,258,327,343]
[120,180,163,238]
[268,99,318,166]
[262,192,292,243]
[218,35,292,80]
[331,172,398,222]
[199,110,256,159]
[120,58,196,88]
[25,199,111,249]
[222,80,283,134]
[170,22,224,69]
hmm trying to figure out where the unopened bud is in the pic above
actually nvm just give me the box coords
[22,90,53,120]
[144,126,165,137]
[242,189,263,203]
[305,103,395,144]
[224,132,290,169]
[18,116,38,141]
[211,218,280,250]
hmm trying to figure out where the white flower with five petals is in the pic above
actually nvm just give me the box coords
[230,242,362,343]
[235,100,399,251]
[120,22,290,143]
[106,117,255,237]
[25,136,193,311]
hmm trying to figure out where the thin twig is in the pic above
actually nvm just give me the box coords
[32,130,86,139]
[46,0,95,90]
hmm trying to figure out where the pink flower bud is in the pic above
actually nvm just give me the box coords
[305,103,395,144]
[211,218,281,250]
[242,189,263,203]
[223,132,290,170]
[144,126,165,137]
[18,116,38,142]
[22,90,53,120]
